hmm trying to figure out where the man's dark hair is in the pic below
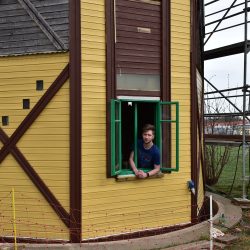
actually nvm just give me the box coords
[142,124,155,135]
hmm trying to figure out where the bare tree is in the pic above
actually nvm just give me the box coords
[204,89,241,185]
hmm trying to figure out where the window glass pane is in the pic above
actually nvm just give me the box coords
[116,74,160,91]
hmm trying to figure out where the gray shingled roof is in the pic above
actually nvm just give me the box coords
[0,0,69,56]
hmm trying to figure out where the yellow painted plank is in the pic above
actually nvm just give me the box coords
[171,18,190,28]
[172,8,190,18]
[82,66,105,74]
[80,0,197,239]
[82,25,105,35]
[83,8,105,18]
[82,0,104,5]
[0,154,69,239]
[82,16,105,24]
[171,0,190,7]
[83,54,105,62]
[172,2,190,12]
[0,53,68,66]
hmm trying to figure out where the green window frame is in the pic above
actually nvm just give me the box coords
[110,99,179,176]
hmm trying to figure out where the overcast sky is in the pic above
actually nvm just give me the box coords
[204,0,250,110]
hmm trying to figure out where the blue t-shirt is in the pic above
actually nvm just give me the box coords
[136,139,160,169]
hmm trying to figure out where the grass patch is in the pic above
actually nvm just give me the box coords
[207,145,250,198]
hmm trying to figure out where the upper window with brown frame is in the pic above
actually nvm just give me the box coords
[115,0,161,92]
[106,0,170,98]
[106,0,172,177]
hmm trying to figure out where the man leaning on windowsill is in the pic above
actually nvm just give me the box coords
[129,124,161,179]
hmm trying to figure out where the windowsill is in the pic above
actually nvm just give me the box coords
[116,171,164,182]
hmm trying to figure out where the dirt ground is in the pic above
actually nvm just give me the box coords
[222,209,250,249]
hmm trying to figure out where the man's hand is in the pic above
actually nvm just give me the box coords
[137,170,147,179]
[134,169,140,177]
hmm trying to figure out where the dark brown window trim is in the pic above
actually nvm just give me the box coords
[162,0,171,168]
[106,0,171,177]
[191,0,198,223]
[69,0,82,243]
[116,90,160,97]
[0,128,70,228]
[106,0,116,177]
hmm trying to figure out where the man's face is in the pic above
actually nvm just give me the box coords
[142,130,154,144]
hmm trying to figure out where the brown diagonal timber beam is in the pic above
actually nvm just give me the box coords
[0,64,69,163]
[0,128,70,228]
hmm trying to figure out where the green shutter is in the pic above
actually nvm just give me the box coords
[111,99,122,176]
[158,101,179,172]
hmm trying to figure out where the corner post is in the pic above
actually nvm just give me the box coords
[69,0,82,242]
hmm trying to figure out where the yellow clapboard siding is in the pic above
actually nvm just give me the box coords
[83,48,105,56]
[82,105,106,112]
[83,8,105,18]
[171,19,190,29]
[82,181,191,196]
[83,0,104,6]
[82,183,190,196]
[172,37,190,46]
[172,44,190,52]
[82,66,105,74]
[172,32,191,41]
[83,196,190,214]
[171,54,190,62]
[0,155,69,239]
[83,202,190,220]
[83,210,190,228]
[172,15,190,24]
[83,189,190,206]
[172,3,190,12]
[0,53,70,229]
[0,70,68,79]
[83,54,105,62]
[82,40,105,50]
[82,27,105,36]
[83,60,105,68]
[82,72,105,80]
[172,0,190,7]
[0,53,68,67]
[81,0,199,239]
[0,63,67,73]
[172,60,190,67]
[83,205,190,225]
[83,173,192,189]
[82,16,104,25]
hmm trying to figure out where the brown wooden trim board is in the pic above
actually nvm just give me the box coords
[0,64,69,163]
[190,0,198,223]
[69,0,82,243]
[0,128,70,228]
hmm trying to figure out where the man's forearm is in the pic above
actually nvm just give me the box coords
[129,151,139,175]
[147,166,160,177]
[129,159,138,174]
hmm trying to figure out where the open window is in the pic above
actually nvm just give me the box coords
[110,99,179,176]
[106,0,171,177]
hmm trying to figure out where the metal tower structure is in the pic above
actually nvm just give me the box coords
[204,0,250,200]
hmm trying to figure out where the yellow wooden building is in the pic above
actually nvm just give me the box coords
[0,0,205,243]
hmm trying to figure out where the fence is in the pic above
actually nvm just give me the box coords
[0,188,210,249]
